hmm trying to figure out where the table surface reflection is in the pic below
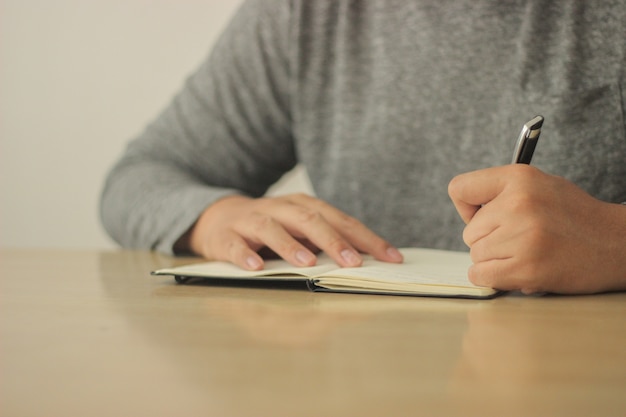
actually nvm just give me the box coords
[2,249,625,417]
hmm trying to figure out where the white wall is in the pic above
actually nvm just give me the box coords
[0,0,310,250]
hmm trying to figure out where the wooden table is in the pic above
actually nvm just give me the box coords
[2,249,625,417]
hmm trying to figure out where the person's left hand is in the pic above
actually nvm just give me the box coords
[448,165,626,294]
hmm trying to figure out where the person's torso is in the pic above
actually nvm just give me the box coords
[288,1,626,249]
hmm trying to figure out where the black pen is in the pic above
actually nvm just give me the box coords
[511,115,544,164]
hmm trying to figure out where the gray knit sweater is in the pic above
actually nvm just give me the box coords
[100,0,626,254]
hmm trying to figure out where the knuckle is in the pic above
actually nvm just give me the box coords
[254,197,275,210]
[330,211,363,234]
[324,235,348,252]
[249,212,275,232]
[225,240,244,258]
[205,233,243,262]
[468,240,491,265]
[296,207,324,225]
[276,240,305,256]
[506,166,536,193]
[462,225,475,247]
[338,213,361,229]
[508,193,536,214]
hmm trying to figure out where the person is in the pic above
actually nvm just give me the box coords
[100,1,626,295]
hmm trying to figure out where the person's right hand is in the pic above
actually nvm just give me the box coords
[178,194,404,270]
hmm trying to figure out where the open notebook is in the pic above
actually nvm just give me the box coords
[152,247,500,299]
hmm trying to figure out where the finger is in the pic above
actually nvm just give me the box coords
[235,211,319,267]
[327,209,404,263]
[291,195,404,264]
[468,258,512,290]
[210,230,266,271]
[468,228,515,264]
[468,228,548,295]
[462,204,503,248]
[469,259,543,294]
[266,202,364,267]
[448,166,512,223]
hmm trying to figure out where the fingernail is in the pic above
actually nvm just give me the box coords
[245,256,263,270]
[341,249,362,266]
[386,247,403,262]
[296,250,315,266]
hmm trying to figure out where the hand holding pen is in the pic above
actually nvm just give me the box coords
[448,116,626,295]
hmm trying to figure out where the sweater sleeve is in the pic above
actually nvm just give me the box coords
[100,0,295,254]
